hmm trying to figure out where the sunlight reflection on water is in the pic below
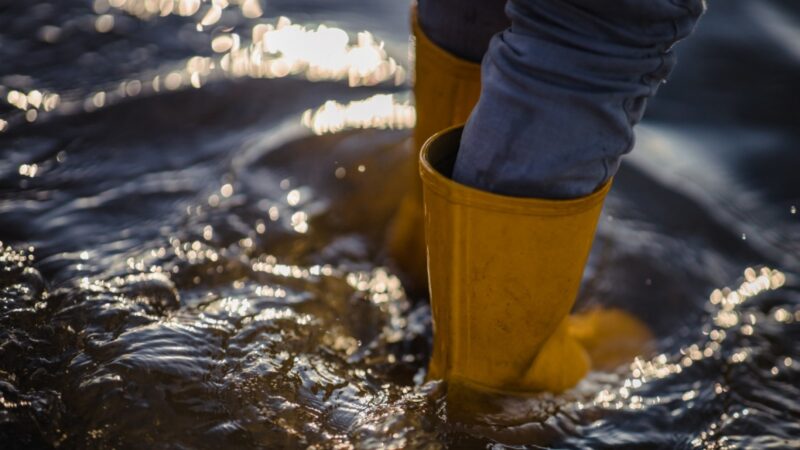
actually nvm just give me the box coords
[301,94,415,135]
[1,8,406,133]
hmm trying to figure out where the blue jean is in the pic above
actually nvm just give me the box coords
[418,0,706,199]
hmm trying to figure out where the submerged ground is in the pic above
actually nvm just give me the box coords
[0,1,799,448]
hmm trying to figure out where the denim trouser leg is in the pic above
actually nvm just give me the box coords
[417,0,508,63]
[418,0,706,199]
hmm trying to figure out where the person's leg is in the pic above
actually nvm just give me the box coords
[453,0,706,198]
[386,1,506,289]
[417,0,508,64]
[420,0,706,395]
[412,0,508,154]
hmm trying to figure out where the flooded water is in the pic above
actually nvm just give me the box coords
[1,0,799,448]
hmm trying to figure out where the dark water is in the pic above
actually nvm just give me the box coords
[1,1,799,448]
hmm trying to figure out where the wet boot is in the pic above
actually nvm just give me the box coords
[420,126,618,394]
[386,12,481,292]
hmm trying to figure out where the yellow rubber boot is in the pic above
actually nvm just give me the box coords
[386,12,481,290]
[568,307,654,371]
[420,126,612,394]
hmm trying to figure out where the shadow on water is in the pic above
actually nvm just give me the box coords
[0,0,799,448]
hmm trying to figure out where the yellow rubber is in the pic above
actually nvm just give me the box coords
[410,13,481,151]
[420,126,612,393]
[386,12,481,289]
[568,307,654,371]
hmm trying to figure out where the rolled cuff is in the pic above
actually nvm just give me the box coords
[453,0,705,198]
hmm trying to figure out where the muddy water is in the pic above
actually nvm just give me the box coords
[1,1,799,448]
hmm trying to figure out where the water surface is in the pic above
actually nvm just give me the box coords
[1,1,799,448]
